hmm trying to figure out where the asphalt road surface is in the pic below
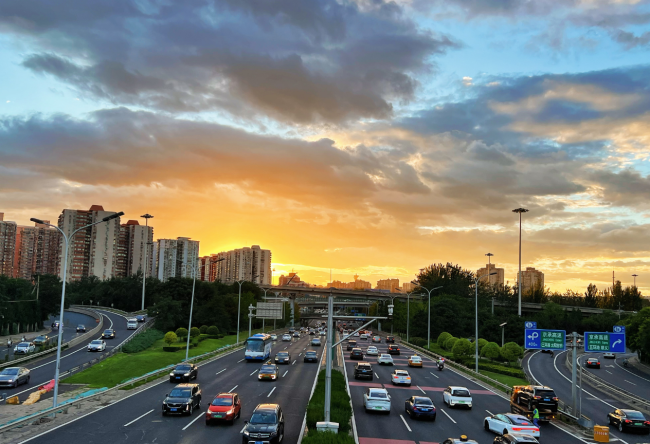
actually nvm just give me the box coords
[579,352,650,400]
[18,325,323,444]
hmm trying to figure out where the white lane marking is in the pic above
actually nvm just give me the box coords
[440,408,456,424]
[374,373,379,379]
[283,370,288,377]
[238,359,245,363]
[292,360,296,365]
[606,370,612,374]
[284,346,288,350]
[228,385,238,393]
[267,387,276,398]
[624,380,636,385]
[615,358,650,383]
[400,414,412,432]
[417,386,426,394]
[250,369,258,376]
[429,372,439,379]
[216,369,226,375]
[303,348,306,350]
[486,410,494,415]
[182,411,204,430]
[124,409,154,427]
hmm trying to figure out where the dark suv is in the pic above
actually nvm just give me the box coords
[242,403,285,444]
[350,348,364,360]
[162,383,202,415]
[515,385,558,412]
[354,362,373,380]
[347,340,357,351]
[387,345,400,355]
[169,363,198,382]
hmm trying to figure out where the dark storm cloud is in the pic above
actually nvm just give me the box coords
[1,0,457,125]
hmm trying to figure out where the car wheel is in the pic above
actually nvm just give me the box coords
[619,422,623,432]
[485,421,490,431]
[189,404,193,415]
[432,413,436,422]
[206,420,211,426]
[608,416,613,425]
[503,430,509,436]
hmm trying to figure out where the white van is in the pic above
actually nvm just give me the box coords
[127,318,138,330]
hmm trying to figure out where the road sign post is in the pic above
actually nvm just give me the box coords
[584,332,626,353]
[525,328,566,351]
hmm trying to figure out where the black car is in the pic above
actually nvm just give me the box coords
[304,351,318,363]
[494,434,539,444]
[608,409,650,434]
[347,340,357,351]
[515,385,558,412]
[169,363,198,382]
[76,324,86,332]
[275,351,291,365]
[350,348,364,360]
[585,358,601,369]
[101,329,115,339]
[387,345,401,355]
[354,362,373,380]
[386,336,395,343]
[242,403,284,444]
[162,383,201,415]
[405,396,436,420]
[136,314,146,322]
[0,367,30,388]
[309,330,316,335]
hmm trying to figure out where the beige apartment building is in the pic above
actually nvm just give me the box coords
[377,278,400,292]
[206,245,272,285]
[13,220,62,279]
[116,220,154,278]
[517,267,545,293]
[327,274,372,290]
[0,213,17,277]
[152,237,200,282]
[477,263,505,286]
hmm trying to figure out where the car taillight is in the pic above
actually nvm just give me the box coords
[625,420,631,423]
[644,421,650,426]
[534,396,541,399]
[553,397,558,401]
[413,407,418,411]
[597,362,600,365]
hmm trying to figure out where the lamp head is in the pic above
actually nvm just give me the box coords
[489,272,497,276]
[30,218,45,224]
[499,322,507,327]
[102,211,124,222]
[512,208,529,214]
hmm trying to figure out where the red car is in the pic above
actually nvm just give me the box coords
[205,392,241,425]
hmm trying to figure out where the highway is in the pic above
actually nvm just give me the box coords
[525,350,649,444]
[345,337,589,444]
[579,352,650,400]
[4,309,138,403]
[18,328,323,444]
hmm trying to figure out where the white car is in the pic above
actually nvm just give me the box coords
[360,334,368,340]
[363,388,391,413]
[377,354,394,365]
[603,352,615,359]
[391,369,412,386]
[13,342,35,354]
[270,334,278,341]
[282,334,292,341]
[87,339,106,352]
[320,331,326,336]
[366,346,379,356]
[353,332,360,337]
[443,386,473,409]
[127,318,138,329]
[484,413,540,438]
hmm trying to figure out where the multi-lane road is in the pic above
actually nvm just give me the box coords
[18,328,323,444]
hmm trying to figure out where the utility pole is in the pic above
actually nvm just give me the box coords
[140,213,153,311]
[571,332,578,415]
[512,208,529,316]
[324,291,333,422]
[633,274,638,287]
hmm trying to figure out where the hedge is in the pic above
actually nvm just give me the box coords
[409,337,426,347]
[306,370,351,435]
[437,332,452,348]
[122,329,164,354]
[163,344,196,352]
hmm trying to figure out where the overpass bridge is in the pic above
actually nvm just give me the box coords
[493,300,635,316]
[261,285,412,301]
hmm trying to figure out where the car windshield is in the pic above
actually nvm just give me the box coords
[588,358,598,362]
[277,352,288,357]
[536,389,555,397]
[35,336,45,341]
[176,365,191,371]
[1,368,19,375]
[260,366,276,374]
[91,340,102,345]
[452,389,471,397]
[169,389,191,398]
[211,397,233,406]
[414,397,433,405]
[370,391,388,399]
[78,325,84,328]
[380,354,391,359]
[358,365,371,370]
[306,352,316,356]
[395,371,408,376]
[246,340,265,352]
[104,330,112,334]
[17,342,30,347]
[411,356,421,360]
[250,412,277,424]
[625,411,646,420]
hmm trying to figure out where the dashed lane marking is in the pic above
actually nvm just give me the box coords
[417,386,426,394]
[399,414,412,432]
[250,369,258,376]
[216,369,226,375]
[429,372,439,379]
[375,373,379,379]
[440,408,456,424]
[267,387,276,398]
[182,410,204,430]
[283,371,288,377]
[624,380,636,385]
[292,360,297,365]
[123,409,153,427]
[238,359,245,363]
[228,385,238,393]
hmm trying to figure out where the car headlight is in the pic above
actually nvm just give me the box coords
[243,430,250,437]
[163,400,167,404]
[169,373,174,376]
[184,373,190,377]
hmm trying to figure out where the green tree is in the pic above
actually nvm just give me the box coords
[207,326,219,336]
[175,327,188,338]
[199,325,208,334]
[164,331,178,345]
[452,338,471,361]
[501,342,523,363]
[437,332,452,348]
[190,327,200,337]
[481,342,501,360]
[477,338,488,350]
[444,336,458,351]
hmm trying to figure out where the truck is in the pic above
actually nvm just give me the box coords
[510,386,556,423]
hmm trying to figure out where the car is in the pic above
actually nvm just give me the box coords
[76,324,86,333]
[604,352,615,359]
[162,383,202,415]
[270,334,278,341]
[360,334,368,340]
[309,330,316,335]
[258,364,280,381]
[311,338,322,347]
[378,354,394,365]
[136,314,146,322]
[275,351,291,365]
[442,436,479,444]
[408,355,423,367]
[289,327,295,333]
[364,388,391,413]
[206,392,241,425]
[293,332,300,338]
[372,336,381,343]
[353,332,360,337]
[366,346,379,356]
[13,342,35,354]
[169,363,198,382]
[32,335,53,347]
[607,409,650,434]
[101,329,115,339]
[494,434,540,444]
[242,403,284,444]
[51,321,60,329]
[391,369,412,386]
[304,351,318,363]
[387,345,400,355]
[515,386,558,412]
[386,336,395,343]
[282,334,292,341]
[0,367,30,388]
[127,318,138,329]
[354,362,373,380]
[350,348,364,360]
[405,396,436,420]
[585,358,601,369]
[484,413,540,438]
[319,330,326,336]
[443,386,473,409]
[87,339,106,352]
[347,340,357,351]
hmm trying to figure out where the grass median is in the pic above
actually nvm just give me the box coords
[478,370,528,388]
[64,328,268,388]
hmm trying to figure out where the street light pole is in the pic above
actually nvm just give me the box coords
[633,274,638,287]
[416,285,443,349]
[512,208,529,316]
[140,213,153,311]
[485,252,494,286]
[236,274,259,343]
[30,211,124,409]
[185,256,199,361]
[475,271,497,372]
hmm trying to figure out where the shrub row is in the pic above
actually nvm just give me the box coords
[162,344,196,352]
[459,360,526,378]
[122,329,164,354]
[305,369,352,436]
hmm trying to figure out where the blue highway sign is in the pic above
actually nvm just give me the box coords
[584,332,626,353]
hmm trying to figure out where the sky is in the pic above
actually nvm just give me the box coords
[2,0,650,293]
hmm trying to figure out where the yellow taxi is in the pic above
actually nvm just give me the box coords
[408,355,423,368]
[258,363,280,381]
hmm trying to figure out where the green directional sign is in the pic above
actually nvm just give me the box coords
[585,332,626,353]
[539,330,565,350]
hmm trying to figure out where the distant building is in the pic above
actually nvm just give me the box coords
[13,220,62,279]
[477,263,505,286]
[152,237,200,282]
[57,205,122,281]
[518,267,545,293]
[0,213,17,277]
[278,272,308,287]
[376,278,400,293]
[401,282,417,292]
[115,220,154,278]
[208,245,272,285]
[327,274,372,290]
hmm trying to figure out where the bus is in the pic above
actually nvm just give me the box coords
[245,333,273,361]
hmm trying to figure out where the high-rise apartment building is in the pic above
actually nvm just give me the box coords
[327,274,372,290]
[116,220,154,278]
[477,263,505,286]
[200,253,226,282]
[0,213,17,277]
[152,237,200,282]
[517,267,545,294]
[57,205,122,281]
[401,282,417,292]
[376,278,400,292]
[13,220,62,279]
[210,245,272,285]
